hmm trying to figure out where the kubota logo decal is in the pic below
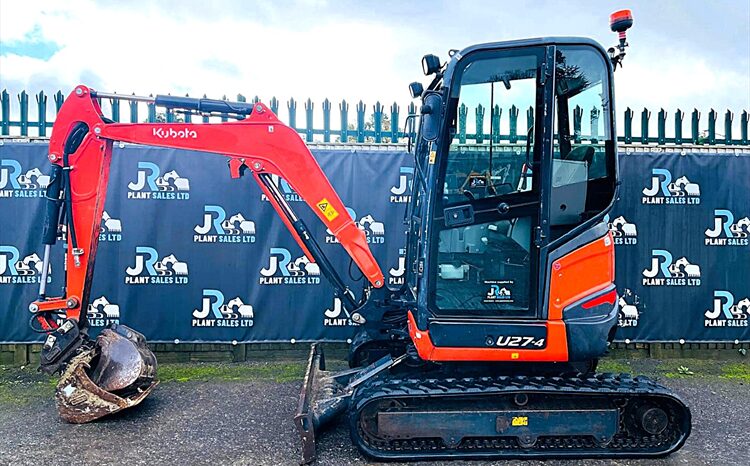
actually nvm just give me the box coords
[152,127,197,139]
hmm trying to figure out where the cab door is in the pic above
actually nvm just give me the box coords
[427,46,555,320]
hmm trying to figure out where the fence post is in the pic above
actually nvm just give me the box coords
[356,101,365,143]
[166,94,176,123]
[54,91,64,114]
[691,109,700,144]
[491,105,501,144]
[373,101,383,143]
[640,108,650,144]
[724,110,733,145]
[458,103,467,144]
[707,109,716,145]
[590,107,600,143]
[741,111,748,145]
[573,105,582,143]
[509,105,518,143]
[339,99,348,142]
[220,95,229,123]
[407,102,417,140]
[323,99,331,143]
[182,94,192,123]
[390,102,399,142]
[147,94,156,123]
[110,94,120,123]
[269,96,279,116]
[526,106,534,142]
[674,109,683,145]
[624,107,633,144]
[657,108,667,145]
[0,90,8,135]
[19,91,29,136]
[129,94,139,123]
[36,91,47,137]
[288,98,297,130]
[305,98,314,142]
[475,104,485,144]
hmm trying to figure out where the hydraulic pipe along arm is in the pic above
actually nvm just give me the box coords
[29,86,384,422]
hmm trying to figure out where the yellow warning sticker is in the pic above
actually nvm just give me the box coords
[512,416,528,426]
[317,198,339,221]
[429,150,437,164]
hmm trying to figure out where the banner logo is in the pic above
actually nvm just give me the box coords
[388,249,406,286]
[705,290,749,328]
[194,205,256,243]
[260,174,302,202]
[642,249,701,287]
[325,207,385,245]
[99,211,122,242]
[0,159,49,199]
[127,162,190,200]
[609,215,638,245]
[259,248,320,285]
[125,246,189,284]
[87,296,120,327]
[642,168,700,205]
[390,166,413,203]
[705,209,750,246]
[192,289,254,327]
[617,289,640,327]
[323,297,357,326]
[0,245,52,284]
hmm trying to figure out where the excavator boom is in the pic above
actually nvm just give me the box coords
[29,85,383,422]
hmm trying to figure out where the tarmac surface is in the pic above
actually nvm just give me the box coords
[0,359,748,466]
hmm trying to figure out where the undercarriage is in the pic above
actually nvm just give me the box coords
[297,344,691,463]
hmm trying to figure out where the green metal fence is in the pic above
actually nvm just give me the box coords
[1,89,748,145]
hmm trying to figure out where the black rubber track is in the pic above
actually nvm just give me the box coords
[349,372,691,461]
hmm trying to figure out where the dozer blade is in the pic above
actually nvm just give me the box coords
[295,344,358,464]
[55,324,158,424]
[294,344,404,464]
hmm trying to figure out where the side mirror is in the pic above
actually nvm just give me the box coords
[409,82,424,99]
[420,92,442,142]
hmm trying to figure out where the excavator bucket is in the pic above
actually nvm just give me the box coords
[55,324,158,423]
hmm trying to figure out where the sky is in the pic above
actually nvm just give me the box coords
[1,0,749,135]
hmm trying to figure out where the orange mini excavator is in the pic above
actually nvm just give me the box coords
[29,9,690,463]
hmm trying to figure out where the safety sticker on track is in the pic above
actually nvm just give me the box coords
[317,198,339,221]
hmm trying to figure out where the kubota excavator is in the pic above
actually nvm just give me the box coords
[28,9,691,463]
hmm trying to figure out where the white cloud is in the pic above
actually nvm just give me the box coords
[0,0,747,137]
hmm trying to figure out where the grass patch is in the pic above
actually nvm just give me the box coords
[0,375,57,406]
[598,360,633,374]
[158,361,306,384]
[720,363,750,382]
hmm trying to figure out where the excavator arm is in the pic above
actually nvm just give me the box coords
[28,85,383,422]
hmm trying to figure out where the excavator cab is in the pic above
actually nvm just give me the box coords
[405,39,620,365]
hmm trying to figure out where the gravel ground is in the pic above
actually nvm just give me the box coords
[0,359,748,466]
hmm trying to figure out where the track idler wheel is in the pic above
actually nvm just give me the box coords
[55,324,158,423]
[637,405,669,435]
